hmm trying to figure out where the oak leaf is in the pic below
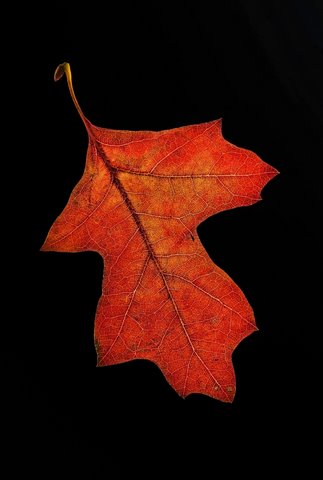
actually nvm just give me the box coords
[42,63,277,402]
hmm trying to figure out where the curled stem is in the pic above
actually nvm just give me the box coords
[54,62,87,123]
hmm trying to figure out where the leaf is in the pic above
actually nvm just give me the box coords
[42,63,278,402]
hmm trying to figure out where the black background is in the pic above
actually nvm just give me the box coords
[10,0,322,477]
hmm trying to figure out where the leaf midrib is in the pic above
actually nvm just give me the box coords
[91,130,229,399]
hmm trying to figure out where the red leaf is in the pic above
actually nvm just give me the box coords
[42,63,278,402]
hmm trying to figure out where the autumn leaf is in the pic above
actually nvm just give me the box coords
[42,63,277,402]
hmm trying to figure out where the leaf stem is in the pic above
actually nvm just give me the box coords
[54,62,87,124]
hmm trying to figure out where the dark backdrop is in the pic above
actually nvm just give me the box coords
[10,1,322,477]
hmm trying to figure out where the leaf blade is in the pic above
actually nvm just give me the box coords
[42,64,278,401]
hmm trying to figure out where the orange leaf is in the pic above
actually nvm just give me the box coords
[42,63,278,402]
